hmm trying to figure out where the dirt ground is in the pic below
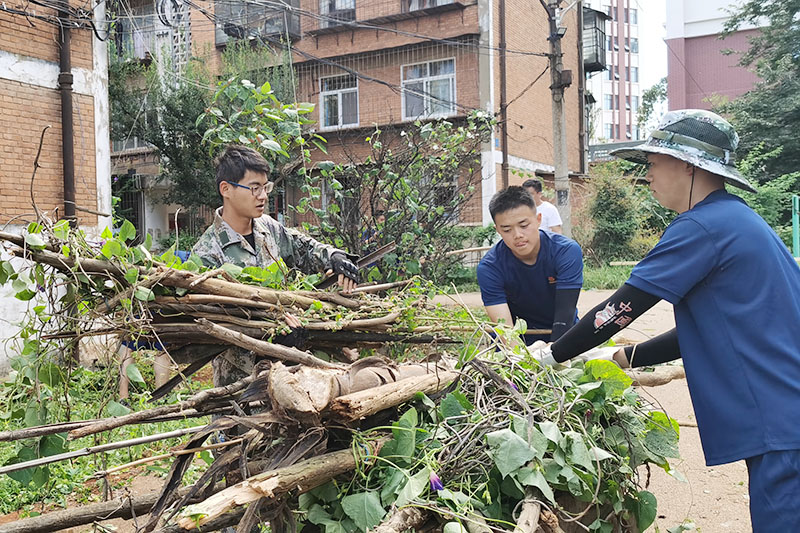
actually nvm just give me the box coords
[436,290,752,532]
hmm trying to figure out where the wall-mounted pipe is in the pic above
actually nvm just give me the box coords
[58,8,76,227]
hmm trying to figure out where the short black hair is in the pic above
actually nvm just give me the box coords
[214,145,271,197]
[489,186,536,220]
[374,210,385,218]
[521,178,542,193]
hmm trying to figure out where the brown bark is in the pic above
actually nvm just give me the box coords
[195,318,344,370]
[0,483,223,533]
[330,370,459,422]
[370,507,429,533]
[175,438,388,529]
[627,366,685,387]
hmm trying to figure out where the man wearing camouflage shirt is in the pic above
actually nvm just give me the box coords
[193,144,359,387]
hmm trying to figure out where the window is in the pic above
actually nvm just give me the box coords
[615,94,620,110]
[633,125,641,140]
[406,0,454,11]
[614,65,619,80]
[216,0,299,44]
[630,8,638,24]
[630,37,639,54]
[625,95,631,110]
[613,36,618,50]
[607,36,612,51]
[320,0,355,28]
[606,66,612,80]
[604,94,614,110]
[624,37,629,51]
[625,65,630,80]
[615,124,620,139]
[624,7,628,23]
[604,123,613,139]
[631,95,639,113]
[320,74,358,129]
[631,66,639,83]
[402,58,456,120]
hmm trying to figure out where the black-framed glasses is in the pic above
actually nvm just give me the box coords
[225,180,274,196]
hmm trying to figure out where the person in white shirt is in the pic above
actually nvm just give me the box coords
[522,178,562,233]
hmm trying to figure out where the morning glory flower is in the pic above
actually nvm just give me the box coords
[429,471,444,492]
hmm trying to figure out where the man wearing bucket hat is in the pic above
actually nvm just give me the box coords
[528,109,800,530]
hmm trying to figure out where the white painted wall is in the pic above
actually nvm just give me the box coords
[666,0,758,40]
[0,33,111,374]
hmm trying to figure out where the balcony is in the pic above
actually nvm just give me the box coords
[215,0,301,45]
[309,0,470,35]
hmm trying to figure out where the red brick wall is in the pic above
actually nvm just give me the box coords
[667,29,761,111]
[0,5,93,70]
[0,8,98,226]
[499,0,582,173]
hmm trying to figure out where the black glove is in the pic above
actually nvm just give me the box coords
[330,252,359,283]
[274,327,308,350]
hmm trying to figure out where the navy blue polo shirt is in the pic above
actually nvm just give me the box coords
[477,231,583,334]
[627,190,800,465]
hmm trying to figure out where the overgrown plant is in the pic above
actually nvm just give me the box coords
[296,113,494,283]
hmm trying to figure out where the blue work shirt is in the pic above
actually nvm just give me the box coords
[627,190,800,466]
[477,231,583,337]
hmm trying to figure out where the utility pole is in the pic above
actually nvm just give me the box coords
[541,0,573,237]
[499,0,509,189]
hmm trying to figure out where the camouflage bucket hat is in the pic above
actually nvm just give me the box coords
[610,109,757,193]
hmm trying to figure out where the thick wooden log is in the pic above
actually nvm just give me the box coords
[514,493,541,533]
[627,366,685,387]
[0,483,223,533]
[176,438,387,529]
[370,507,429,533]
[195,318,344,370]
[330,370,459,422]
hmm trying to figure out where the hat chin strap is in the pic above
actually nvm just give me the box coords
[688,167,696,212]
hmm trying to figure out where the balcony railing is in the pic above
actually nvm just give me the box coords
[215,0,301,45]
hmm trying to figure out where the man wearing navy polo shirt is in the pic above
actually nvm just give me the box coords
[477,186,583,344]
[530,110,800,531]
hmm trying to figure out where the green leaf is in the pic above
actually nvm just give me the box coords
[107,400,132,417]
[633,490,657,531]
[220,263,243,278]
[6,447,37,485]
[101,240,123,259]
[126,363,146,384]
[340,491,385,531]
[53,219,70,240]
[439,393,467,420]
[583,360,633,397]
[101,227,113,239]
[37,363,63,387]
[307,504,333,525]
[566,432,596,473]
[389,407,418,460]
[538,421,562,443]
[134,286,155,302]
[125,267,139,284]
[40,433,68,457]
[119,220,136,242]
[516,466,556,503]
[486,428,537,477]
[395,466,430,507]
[443,523,469,533]
[511,417,548,459]
[15,289,37,301]
[24,233,46,249]
[31,466,49,488]
[588,518,614,533]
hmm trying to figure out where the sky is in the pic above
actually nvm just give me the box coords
[636,0,668,92]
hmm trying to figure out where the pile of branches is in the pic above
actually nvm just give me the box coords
[0,224,681,533]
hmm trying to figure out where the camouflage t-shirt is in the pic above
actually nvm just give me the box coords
[192,207,342,273]
[191,208,346,388]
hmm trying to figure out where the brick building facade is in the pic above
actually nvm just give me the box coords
[1,1,111,230]
[113,0,585,234]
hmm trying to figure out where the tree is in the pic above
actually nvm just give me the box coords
[718,0,800,181]
[637,77,667,135]
[295,113,494,283]
[109,39,294,221]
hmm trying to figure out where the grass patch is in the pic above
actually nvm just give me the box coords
[583,264,634,290]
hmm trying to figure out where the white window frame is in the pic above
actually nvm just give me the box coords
[319,74,359,131]
[401,57,457,121]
